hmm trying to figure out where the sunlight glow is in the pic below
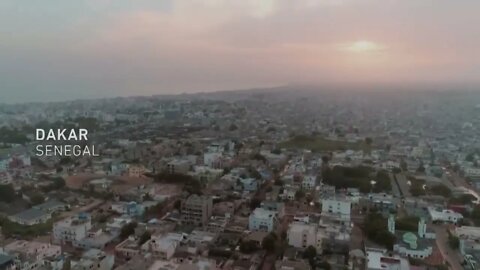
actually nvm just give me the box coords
[340,40,385,53]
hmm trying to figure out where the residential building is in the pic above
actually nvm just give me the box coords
[8,208,51,226]
[248,208,277,232]
[181,195,213,226]
[321,196,352,222]
[53,213,92,244]
[287,222,319,250]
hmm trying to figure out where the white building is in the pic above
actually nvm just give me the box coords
[302,175,317,190]
[53,213,92,244]
[248,208,278,232]
[321,196,351,221]
[287,222,321,251]
[366,248,410,270]
[4,240,62,270]
[141,236,178,260]
[428,207,463,224]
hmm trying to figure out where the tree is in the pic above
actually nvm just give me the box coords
[365,137,373,146]
[174,200,182,211]
[239,240,259,254]
[303,245,317,267]
[262,232,277,253]
[138,231,151,245]
[30,193,45,205]
[295,189,305,200]
[249,198,261,210]
[448,233,459,249]
[120,222,138,239]
[0,184,16,203]
[400,160,408,171]
[363,212,396,250]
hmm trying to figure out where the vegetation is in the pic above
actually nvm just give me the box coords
[280,135,368,152]
[409,178,426,197]
[138,231,151,245]
[30,193,45,205]
[322,166,391,193]
[449,194,476,205]
[120,222,138,240]
[261,232,277,253]
[429,184,452,198]
[303,245,317,268]
[0,127,30,144]
[152,172,202,195]
[0,184,16,203]
[0,217,52,238]
[41,177,66,192]
[395,216,419,232]
[239,240,259,254]
[363,212,396,250]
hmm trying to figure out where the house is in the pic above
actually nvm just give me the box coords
[237,178,258,192]
[302,175,317,190]
[8,208,51,226]
[321,196,352,222]
[141,234,179,260]
[287,222,321,251]
[71,249,114,270]
[428,207,463,224]
[53,213,92,244]
[111,201,145,217]
[365,248,410,270]
[181,195,213,227]
[33,200,69,214]
[260,201,285,218]
[248,208,278,232]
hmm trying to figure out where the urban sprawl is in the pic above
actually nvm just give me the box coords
[0,88,480,270]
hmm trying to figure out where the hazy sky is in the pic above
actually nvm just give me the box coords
[1,0,480,103]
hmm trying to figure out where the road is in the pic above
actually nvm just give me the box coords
[394,173,411,197]
[432,224,463,270]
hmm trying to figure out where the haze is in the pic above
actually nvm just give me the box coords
[1,0,480,103]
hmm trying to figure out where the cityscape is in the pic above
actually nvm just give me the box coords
[1,1,480,270]
[0,88,480,270]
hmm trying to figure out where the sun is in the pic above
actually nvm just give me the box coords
[341,40,385,53]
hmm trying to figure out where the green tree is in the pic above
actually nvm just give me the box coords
[120,222,138,239]
[239,240,259,254]
[262,232,277,253]
[0,184,16,203]
[30,193,45,205]
[138,231,151,245]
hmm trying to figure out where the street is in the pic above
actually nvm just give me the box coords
[432,224,464,270]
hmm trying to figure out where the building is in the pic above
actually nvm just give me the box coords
[428,207,463,224]
[365,248,410,270]
[71,249,114,270]
[53,213,92,244]
[390,216,435,259]
[0,254,14,270]
[33,200,69,214]
[8,208,51,226]
[260,201,285,218]
[181,195,213,227]
[321,196,352,222]
[111,201,145,217]
[302,175,317,190]
[3,240,62,270]
[166,159,191,174]
[287,222,320,251]
[248,208,278,232]
[141,234,180,260]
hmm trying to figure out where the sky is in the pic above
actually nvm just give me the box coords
[1,0,480,103]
